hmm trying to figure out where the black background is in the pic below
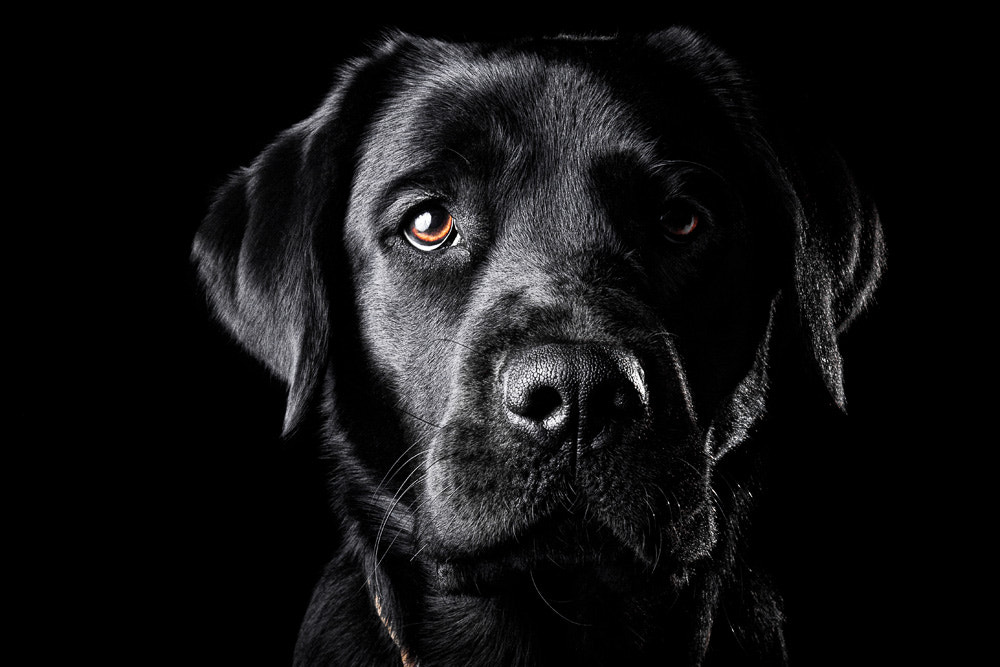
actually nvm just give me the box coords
[48,5,974,665]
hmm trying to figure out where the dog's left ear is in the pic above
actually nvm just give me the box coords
[785,147,885,409]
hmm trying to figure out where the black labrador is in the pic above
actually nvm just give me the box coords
[193,28,884,666]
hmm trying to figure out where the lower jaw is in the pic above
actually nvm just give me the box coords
[430,553,688,602]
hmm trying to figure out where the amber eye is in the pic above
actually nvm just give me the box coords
[403,206,459,251]
[660,207,701,243]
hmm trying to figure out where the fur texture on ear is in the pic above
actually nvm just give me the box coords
[192,39,406,434]
[786,148,885,409]
[193,125,331,435]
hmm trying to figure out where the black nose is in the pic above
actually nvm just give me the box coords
[501,343,648,450]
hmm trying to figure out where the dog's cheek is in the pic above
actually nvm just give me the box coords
[654,236,775,420]
[354,263,470,432]
[421,426,542,554]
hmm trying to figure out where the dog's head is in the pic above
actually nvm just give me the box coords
[194,28,883,659]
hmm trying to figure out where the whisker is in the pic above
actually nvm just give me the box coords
[392,404,443,430]
[444,146,472,168]
[374,469,427,560]
[671,454,705,478]
[640,488,665,572]
[529,570,592,627]
[360,475,437,596]
[409,543,428,562]
[650,483,675,525]
[369,447,467,584]
[366,475,429,592]
[373,438,431,499]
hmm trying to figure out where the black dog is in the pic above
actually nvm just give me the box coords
[193,28,883,666]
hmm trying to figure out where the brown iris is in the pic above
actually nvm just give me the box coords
[404,206,457,251]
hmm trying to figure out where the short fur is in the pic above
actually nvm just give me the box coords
[193,28,883,666]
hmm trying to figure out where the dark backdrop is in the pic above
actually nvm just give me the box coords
[81,6,967,665]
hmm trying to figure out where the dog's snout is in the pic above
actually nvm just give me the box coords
[501,344,648,450]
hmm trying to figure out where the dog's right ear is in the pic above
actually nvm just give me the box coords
[193,127,329,436]
[192,36,407,435]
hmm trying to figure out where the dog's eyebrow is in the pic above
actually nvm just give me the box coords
[371,168,458,222]
[651,159,729,184]
[593,152,735,197]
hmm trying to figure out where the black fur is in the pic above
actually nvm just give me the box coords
[193,28,883,666]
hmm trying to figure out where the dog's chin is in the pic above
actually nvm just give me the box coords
[425,514,700,600]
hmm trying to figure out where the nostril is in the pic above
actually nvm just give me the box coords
[515,385,564,422]
[502,353,573,434]
[584,378,644,435]
[612,378,644,415]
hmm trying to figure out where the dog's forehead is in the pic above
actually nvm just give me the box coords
[358,43,668,181]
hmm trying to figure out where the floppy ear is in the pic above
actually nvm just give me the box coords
[192,41,404,435]
[193,124,331,435]
[786,147,885,409]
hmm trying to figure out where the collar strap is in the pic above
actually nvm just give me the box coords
[373,593,417,667]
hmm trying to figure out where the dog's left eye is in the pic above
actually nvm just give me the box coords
[403,206,461,251]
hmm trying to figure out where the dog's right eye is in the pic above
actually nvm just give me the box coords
[403,206,460,251]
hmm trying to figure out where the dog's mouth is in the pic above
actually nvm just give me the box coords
[427,513,686,598]
[433,552,666,600]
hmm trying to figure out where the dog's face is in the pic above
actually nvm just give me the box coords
[345,45,778,581]
[194,29,882,663]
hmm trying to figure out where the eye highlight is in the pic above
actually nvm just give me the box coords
[403,205,460,251]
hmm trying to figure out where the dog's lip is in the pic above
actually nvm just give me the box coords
[430,547,670,598]
[425,516,671,595]
[422,495,716,597]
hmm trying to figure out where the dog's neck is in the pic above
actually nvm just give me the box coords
[369,573,717,667]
